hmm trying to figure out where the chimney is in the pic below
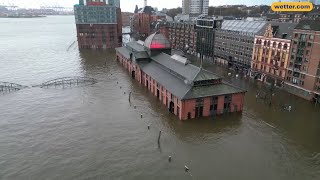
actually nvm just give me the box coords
[144,0,147,7]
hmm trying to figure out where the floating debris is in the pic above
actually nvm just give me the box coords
[184,165,189,172]
[66,40,76,51]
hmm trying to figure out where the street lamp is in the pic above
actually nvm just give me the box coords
[185,44,189,55]
[200,37,205,68]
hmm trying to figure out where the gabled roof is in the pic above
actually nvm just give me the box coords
[151,53,220,82]
[115,47,130,59]
[183,83,246,99]
[193,69,220,82]
[270,22,298,39]
[138,61,191,99]
[139,6,154,14]
[126,41,145,52]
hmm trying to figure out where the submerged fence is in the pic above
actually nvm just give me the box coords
[0,82,28,93]
[39,77,97,89]
[1,77,97,95]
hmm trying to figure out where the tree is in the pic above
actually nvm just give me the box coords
[166,7,182,19]
[134,5,139,13]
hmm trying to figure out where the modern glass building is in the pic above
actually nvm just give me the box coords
[196,16,223,61]
[214,20,268,71]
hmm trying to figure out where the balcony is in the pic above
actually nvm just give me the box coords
[293,72,300,78]
[293,68,301,72]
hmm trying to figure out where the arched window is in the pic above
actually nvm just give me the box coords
[256,39,260,44]
[267,41,271,47]
[273,42,277,48]
[283,43,288,50]
[278,43,282,49]
[264,41,267,46]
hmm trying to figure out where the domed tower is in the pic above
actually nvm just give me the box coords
[144,32,172,56]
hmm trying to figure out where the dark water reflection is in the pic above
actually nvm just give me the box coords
[0,16,320,180]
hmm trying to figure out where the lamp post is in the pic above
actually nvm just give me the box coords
[200,37,205,69]
[185,44,189,55]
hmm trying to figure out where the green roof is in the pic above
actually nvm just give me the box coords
[115,47,130,59]
[183,83,246,100]
[193,69,220,82]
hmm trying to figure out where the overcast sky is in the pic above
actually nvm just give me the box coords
[2,0,280,12]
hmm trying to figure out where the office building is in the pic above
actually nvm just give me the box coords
[196,16,223,61]
[167,21,197,55]
[284,20,320,101]
[214,20,268,72]
[182,0,209,15]
[74,0,122,49]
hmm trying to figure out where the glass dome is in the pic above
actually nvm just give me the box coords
[144,32,171,49]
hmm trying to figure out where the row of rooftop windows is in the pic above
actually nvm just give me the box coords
[216,45,253,53]
[255,40,289,49]
[294,33,314,40]
[215,35,254,44]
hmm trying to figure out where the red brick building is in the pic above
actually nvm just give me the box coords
[74,0,122,49]
[116,32,246,120]
[132,6,166,40]
[284,20,320,102]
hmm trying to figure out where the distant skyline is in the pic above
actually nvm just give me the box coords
[2,0,317,12]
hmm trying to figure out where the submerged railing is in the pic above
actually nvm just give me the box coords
[0,82,28,93]
[1,77,97,95]
[39,77,97,89]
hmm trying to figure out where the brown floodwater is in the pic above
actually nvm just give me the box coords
[0,16,320,180]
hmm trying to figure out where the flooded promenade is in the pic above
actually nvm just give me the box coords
[0,16,320,180]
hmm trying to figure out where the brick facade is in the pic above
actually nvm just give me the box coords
[284,29,320,101]
[116,51,246,120]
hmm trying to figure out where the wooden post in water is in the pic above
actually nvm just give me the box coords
[157,131,161,144]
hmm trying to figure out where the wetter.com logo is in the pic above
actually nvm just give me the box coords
[271,1,314,12]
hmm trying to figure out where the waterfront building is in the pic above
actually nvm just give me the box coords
[250,22,297,87]
[214,20,269,72]
[132,6,165,40]
[182,0,209,16]
[167,21,197,55]
[195,16,223,61]
[74,0,122,49]
[284,20,320,101]
[115,32,246,120]
[158,22,170,39]
[279,13,303,23]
